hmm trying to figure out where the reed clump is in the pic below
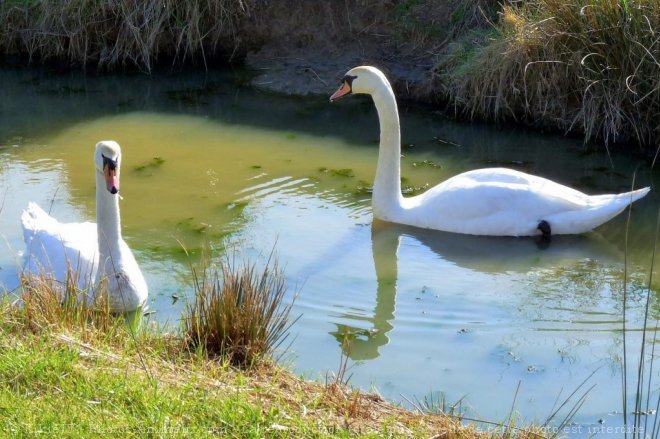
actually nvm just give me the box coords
[183,253,296,368]
[438,0,660,148]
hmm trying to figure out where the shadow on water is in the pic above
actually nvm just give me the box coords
[0,66,378,146]
[331,221,626,361]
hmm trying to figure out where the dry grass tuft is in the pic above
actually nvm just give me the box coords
[183,253,297,368]
[10,270,120,340]
[437,0,660,148]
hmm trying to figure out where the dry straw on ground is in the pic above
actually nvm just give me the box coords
[4,0,655,147]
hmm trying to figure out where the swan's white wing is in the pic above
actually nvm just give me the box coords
[21,202,99,289]
[440,168,588,201]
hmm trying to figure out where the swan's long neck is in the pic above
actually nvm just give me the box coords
[95,171,122,274]
[371,81,403,218]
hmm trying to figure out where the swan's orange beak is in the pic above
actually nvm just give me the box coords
[103,157,120,194]
[330,81,352,102]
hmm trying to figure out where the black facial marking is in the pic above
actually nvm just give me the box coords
[102,154,117,171]
[342,74,357,86]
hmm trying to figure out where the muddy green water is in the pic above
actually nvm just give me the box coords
[1,66,659,435]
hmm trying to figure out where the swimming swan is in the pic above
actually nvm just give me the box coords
[330,66,650,237]
[21,140,148,312]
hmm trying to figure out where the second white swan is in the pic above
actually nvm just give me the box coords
[21,140,148,312]
[330,66,650,237]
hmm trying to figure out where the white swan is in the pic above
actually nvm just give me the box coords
[330,66,650,237]
[21,140,148,312]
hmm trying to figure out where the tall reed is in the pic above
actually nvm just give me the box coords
[621,186,660,438]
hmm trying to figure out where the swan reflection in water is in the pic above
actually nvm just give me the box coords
[330,221,622,361]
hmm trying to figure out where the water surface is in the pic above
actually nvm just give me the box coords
[1,66,658,435]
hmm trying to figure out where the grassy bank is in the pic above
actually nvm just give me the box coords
[0,287,530,438]
[0,317,460,437]
[0,252,545,438]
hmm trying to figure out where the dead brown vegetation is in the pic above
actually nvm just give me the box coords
[0,1,490,72]
[437,0,660,148]
[0,0,256,71]
[15,271,118,340]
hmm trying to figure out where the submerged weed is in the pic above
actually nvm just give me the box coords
[318,167,355,178]
[355,180,373,196]
[134,157,166,173]
[402,183,430,196]
[411,159,441,168]
[330,168,354,178]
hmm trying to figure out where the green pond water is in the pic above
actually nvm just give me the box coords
[1,66,659,435]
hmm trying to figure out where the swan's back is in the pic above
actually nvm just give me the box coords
[445,168,588,203]
[21,202,99,289]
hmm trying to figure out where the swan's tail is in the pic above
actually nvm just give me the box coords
[549,186,651,234]
[588,186,651,209]
[632,186,652,201]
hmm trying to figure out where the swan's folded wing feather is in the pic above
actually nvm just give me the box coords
[420,173,588,221]
[21,203,99,287]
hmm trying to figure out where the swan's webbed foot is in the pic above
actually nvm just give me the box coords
[535,220,552,250]
[537,220,551,239]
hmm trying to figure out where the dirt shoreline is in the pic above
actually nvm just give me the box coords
[245,43,434,99]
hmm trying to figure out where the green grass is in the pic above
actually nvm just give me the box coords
[0,329,307,437]
[1,181,531,438]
